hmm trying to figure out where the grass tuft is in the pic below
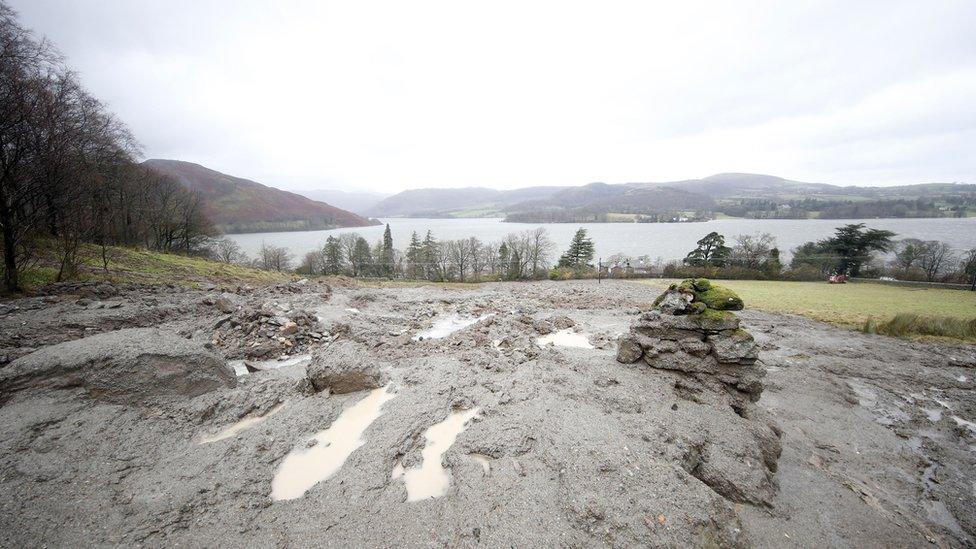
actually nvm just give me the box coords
[861,314,976,342]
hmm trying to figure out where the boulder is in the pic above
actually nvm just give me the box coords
[532,320,554,335]
[615,334,643,363]
[214,296,235,314]
[653,288,694,315]
[0,328,236,404]
[550,315,576,329]
[307,340,385,394]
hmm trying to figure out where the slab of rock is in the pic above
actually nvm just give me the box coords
[0,328,236,404]
[307,340,386,394]
[710,329,758,364]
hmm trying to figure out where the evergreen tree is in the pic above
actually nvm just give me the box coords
[405,231,423,279]
[558,228,595,268]
[684,232,731,267]
[790,223,895,276]
[323,236,343,275]
[351,237,372,276]
[826,223,895,276]
[381,224,394,277]
[421,230,437,280]
[498,242,510,279]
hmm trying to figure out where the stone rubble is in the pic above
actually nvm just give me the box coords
[617,278,764,405]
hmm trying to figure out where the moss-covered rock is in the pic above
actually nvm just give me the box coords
[697,284,744,311]
[656,279,744,312]
[691,308,740,331]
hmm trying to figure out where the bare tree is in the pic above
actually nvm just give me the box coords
[447,239,472,281]
[917,240,954,282]
[258,243,292,272]
[467,237,485,280]
[526,227,555,279]
[730,232,777,270]
[892,238,925,272]
[212,237,247,264]
[0,6,216,291]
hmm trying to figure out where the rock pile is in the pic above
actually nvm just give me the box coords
[616,278,763,405]
[210,301,328,359]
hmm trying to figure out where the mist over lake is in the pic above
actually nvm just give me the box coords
[227,217,976,263]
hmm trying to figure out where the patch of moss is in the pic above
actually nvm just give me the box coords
[696,285,744,311]
[698,308,736,323]
[669,278,744,311]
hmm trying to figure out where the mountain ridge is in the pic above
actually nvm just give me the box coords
[367,173,975,221]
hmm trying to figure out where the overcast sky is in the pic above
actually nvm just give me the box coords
[10,1,976,193]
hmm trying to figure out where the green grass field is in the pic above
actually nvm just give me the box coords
[448,208,504,218]
[603,212,638,222]
[634,278,976,335]
[18,243,286,290]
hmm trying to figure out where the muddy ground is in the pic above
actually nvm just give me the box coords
[0,279,973,548]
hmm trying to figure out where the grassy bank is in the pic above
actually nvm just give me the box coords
[17,243,287,290]
[634,278,976,342]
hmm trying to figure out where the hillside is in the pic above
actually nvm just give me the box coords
[366,185,571,217]
[143,160,378,233]
[505,184,714,222]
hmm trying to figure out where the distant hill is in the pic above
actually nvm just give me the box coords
[366,185,572,217]
[659,173,839,198]
[505,183,715,223]
[299,189,390,216]
[143,159,377,233]
[368,173,975,222]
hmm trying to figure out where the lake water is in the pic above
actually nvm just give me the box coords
[228,217,976,262]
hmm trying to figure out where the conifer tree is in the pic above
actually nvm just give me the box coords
[558,228,595,268]
[381,223,394,277]
[422,230,437,280]
[405,231,423,278]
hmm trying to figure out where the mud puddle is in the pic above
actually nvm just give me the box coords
[197,402,286,444]
[536,328,594,349]
[412,314,493,341]
[402,408,479,502]
[271,385,395,501]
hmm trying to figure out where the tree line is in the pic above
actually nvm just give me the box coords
[0,4,215,292]
[209,225,600,283]
[212,221,975,287]
[718,197,973,220]
[670,223,976,285]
